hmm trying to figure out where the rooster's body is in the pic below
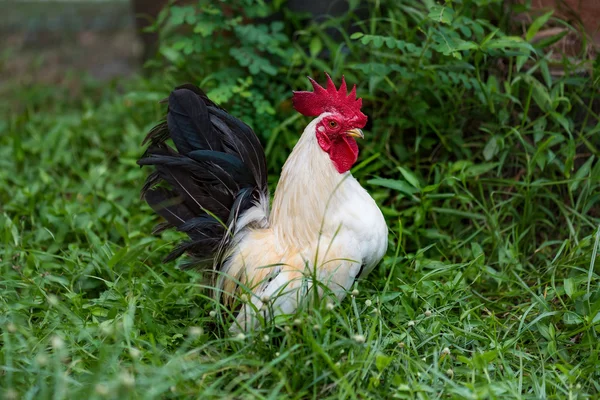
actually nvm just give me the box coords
[139,75,387,330]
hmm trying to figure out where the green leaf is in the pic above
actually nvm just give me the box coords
[516,55,528,72]
[550,112,571,134]
[570,156,594,192]
[194,21,218,37]
[483,136,499,161]
[230,47,277,75]
[385,37,397,49]
[480,29,499,47]
[169,6,187,25]
[381,292,401,302]
[398,166,421,189]
[375,354,393,372]
[564,139,576,178]
[540,59,552,87]
[350,32,364,40]
[483,36,535,55]
[348,0,361,10]
[309,37,323,57]
[367,178,419,196]
[455,41,478,51]
[371,36,385,48]
[428,5,455,25]
[271,21,284,32]
[431,29,457,56]
[564,278,575,298]
[159,46,184,66]
[465,163,498,177]
[471,242,484,265]
[169,5,196,26]
[421,183,440,193]
[8,218,19,246]
[535,29,568,48]
[526,11,553,42]
[473,350,498,369]
[527,76,551,112]
[533,117,547,143]
[563,311,584,325]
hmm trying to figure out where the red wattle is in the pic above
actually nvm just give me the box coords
[316,131,358,173]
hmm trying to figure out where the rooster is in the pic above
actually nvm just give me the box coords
[138,74,388,330]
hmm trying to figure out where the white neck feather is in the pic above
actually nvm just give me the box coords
[270,116,351,249]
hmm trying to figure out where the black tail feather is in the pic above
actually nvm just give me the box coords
[209,107,267,190]
[142,122,170,148]
[138,84,268,267]
[167,89,221,154]
[144,188,195,227]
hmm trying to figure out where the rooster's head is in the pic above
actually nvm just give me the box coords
[292,73,367,173]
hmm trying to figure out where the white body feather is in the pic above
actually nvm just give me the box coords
[221,115,388,331]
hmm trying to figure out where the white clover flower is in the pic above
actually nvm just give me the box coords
[6,323,16,333]
[351,289,359,296]
[235,333,246,341]
[189,327,203,337]
[425,310,432,317]
[36,354,48,366]
[407,320,415,327]
[120,371,135,388]
[209,310,217,318]
[129,347,141,359]
[95,384,109,396]
[4,389,18,400]
[51,335,64,350]
[352,334,366,344]
[365,299,372,307]
[442,347,451,356]
[100,323,114,336]
[326,302,335,311]
[260,294,270,303]
[48,295,59,306]
[446,368,454,378]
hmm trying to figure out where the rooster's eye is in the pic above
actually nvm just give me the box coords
[328,121,338,128]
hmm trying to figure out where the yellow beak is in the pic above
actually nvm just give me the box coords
[345,128,364,139]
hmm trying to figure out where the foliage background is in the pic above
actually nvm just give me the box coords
[1,0,599,398]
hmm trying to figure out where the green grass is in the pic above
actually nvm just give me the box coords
[1,77,598,399]
[2,1,600,398]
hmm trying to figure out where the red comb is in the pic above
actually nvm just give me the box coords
[292,73,367,128]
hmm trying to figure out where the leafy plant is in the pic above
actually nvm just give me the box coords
[149,0,296,137]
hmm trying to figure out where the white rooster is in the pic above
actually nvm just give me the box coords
[139,73,388,330]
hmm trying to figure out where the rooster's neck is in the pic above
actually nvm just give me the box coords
[270,116,351,248]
